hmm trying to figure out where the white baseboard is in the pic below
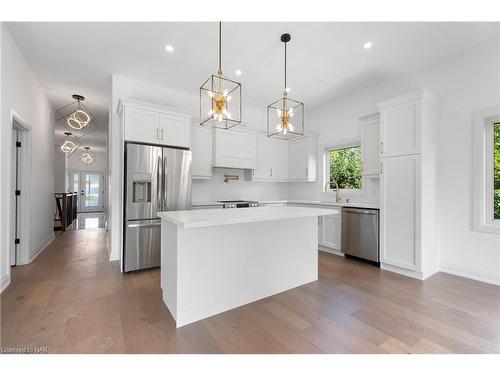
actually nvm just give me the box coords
[381,263,426,280]
[319,246,344,257]
[29,233,55,263]
[1,273,11,293]
[440,262,500,286]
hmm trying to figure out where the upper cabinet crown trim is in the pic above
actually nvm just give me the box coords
[376,90,438,109]
[117,98,192,119]
[358,112,380,123]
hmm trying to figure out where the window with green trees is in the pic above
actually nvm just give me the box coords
[328,145,362,189]
[494,122,500,220]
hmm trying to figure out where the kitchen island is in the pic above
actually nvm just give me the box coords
[157,205,339,327]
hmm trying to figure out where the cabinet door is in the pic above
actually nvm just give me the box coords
[272,139,289,181]
[253,136,272,179]
[213,129,257,169]
[191,126,213,179]
[380,101,421,157]
[159,113,190,148]
[288,138,308,180]
[320,214,342,250]
[124,106,159,144]
[380,154,420,271]
[362,121,380,175]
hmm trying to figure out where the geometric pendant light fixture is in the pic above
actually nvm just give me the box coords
[60,132,76,153]
[80,146,95,164]
[200,22,242,129]
[267,33,304,140]
[66,94,90,130]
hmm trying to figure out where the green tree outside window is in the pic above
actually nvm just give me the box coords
[329,146,362,189]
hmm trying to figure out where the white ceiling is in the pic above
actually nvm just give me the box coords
[7,22,499,151]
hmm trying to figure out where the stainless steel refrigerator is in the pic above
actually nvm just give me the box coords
[123,143,191,272]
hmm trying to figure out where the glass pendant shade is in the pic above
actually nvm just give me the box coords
[199,22,242,129]
[267,33,304,140]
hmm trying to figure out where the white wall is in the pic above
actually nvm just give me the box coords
[54,149,67,192]
[1,24,55,291]
[108,75,285,261]
[290,40,500,285]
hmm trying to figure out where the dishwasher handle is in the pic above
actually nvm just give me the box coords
[342,208,378,215]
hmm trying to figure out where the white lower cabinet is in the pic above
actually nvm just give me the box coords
[191,125,213,179]
[318,213,342,251]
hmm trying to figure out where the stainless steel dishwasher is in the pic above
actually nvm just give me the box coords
[341,207,380,264]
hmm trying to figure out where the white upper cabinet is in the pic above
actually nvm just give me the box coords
[191,124,213,179]
[360,113,380,176]
[159,113,190,148]
[247,134,288,182]
[119,99,191,148]
[122,106,159,145]
[212,128,257,170]
[288,135,318,182]
[377,91,438,158]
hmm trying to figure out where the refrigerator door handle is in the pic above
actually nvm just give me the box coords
[157,154,162,211]
[163,155,168,211]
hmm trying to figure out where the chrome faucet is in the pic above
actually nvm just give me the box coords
[324,181,341,203]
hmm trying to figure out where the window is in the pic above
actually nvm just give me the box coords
[472,109,500,234]
[327,145,362,190]
[494,122,500,220]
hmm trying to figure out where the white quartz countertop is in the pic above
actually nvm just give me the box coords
[158,205,339,229]
[192,200,379,209]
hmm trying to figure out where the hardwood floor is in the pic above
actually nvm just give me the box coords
[1,228,499,354]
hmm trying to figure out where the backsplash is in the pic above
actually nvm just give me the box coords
[191,168,289,203]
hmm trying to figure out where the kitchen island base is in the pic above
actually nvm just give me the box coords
[161,216,318,327]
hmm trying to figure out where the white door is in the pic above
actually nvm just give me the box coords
[380,154,420,271]
[79,172,105,212]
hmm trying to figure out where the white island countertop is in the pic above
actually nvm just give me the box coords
[158,205,339,229]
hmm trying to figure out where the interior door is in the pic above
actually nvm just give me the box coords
[79,172,105,212]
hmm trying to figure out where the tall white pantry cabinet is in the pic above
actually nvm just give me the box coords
[378,90,440,280]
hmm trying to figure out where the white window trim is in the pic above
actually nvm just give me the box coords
[472,107,500,234]
[321,139,365,198]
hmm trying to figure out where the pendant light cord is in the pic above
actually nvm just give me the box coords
[284,41,287,93]
[218,21,222,74]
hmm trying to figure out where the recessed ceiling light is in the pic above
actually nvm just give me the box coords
[235,69,242,76]
[363,41,373,49]
[165,45,174,52]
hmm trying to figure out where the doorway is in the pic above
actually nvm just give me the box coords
[69,170,106,212]
[10,129,21,266]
